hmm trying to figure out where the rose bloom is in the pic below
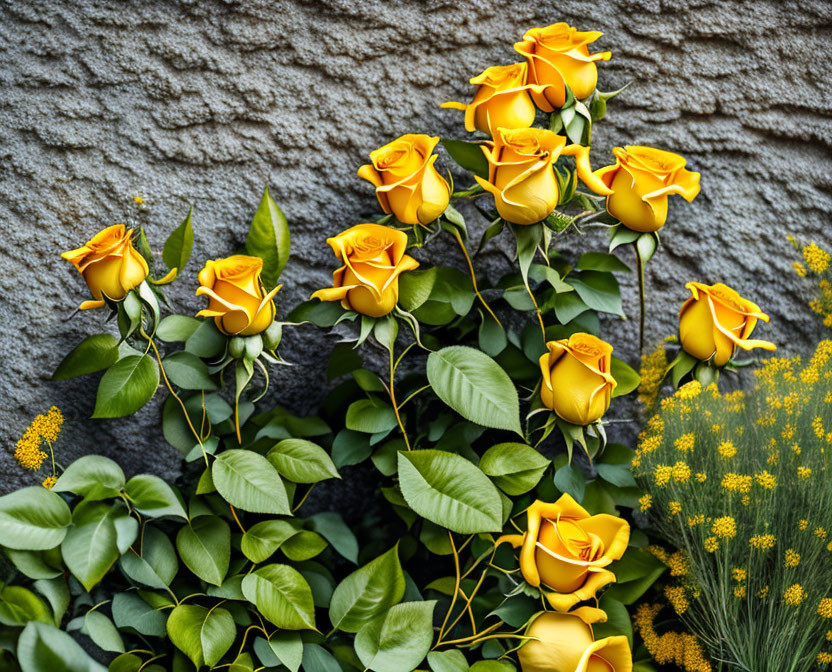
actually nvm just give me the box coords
[514,22,612,106]
[539,333,617,426]
[61,224,149,310]
[311,224,419,318]
[474,127,612,226]
[196,255,279,336]
[357,134,450,226]
[500,495,630,615]
[441,63,555,137]
[518,611,632,672]
[679,282,776,366]
[595,146,701,233]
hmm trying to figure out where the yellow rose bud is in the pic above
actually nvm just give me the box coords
[514,23,612,106]
[441,63,554,137]
[508,495,629,614]
[474,127,612,226]
[357,134,450,226]
[196,255,280,336]
[61,224,149,310]
[539,333,617,426]
[518,611,632,672]
[311,224,419,318]
[679,282,776,367]
[595,146,701,233]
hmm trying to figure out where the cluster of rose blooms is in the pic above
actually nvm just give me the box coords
[59,22,781,672]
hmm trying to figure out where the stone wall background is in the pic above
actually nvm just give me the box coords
[1,0,830,495]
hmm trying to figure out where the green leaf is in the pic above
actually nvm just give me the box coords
[281,530,328,562]
[611,356,641,398]
[17,621,107,672]
[608,224,641,252]
[241,520,298,564]
[669,350,697,388]
[212,449,290,515]
[355,601,436,672]
[308,512,359,564]
[241,564,316,630]
[119,526,178,588]
[636,232,659,265]
[479,443,550,496]
[111,593,167,638]
[427,346,521,434]
[595,463,637,488]
[345,399,398,434]
[176,516,230,586]
[478,311,507,357]
[398,268,438,313]
[162,207,194,275]
[398,450,503,534]
[554,463,586,502]
[576,252,631,273]
[0,487,71,551]
[427,650,469,672]
[108,653,142,672]
[331,430,372,469]
[185,319,226,358]
[471,661,515,672]
[0,585,53,626]
[553,292,589,324]
[329,545,405,633]
[267,439,340,484]
[61,505,124,592]
[568,271,623,317]
[287,299,345,328]
[592,595,633,646]
[53,456,125,501]
[162,351,217,391]
[124,475,187,520]
[167,604,234,669]
[4,548,63,580]
[156,315,201,342]
[604,549,666,605]
[246,186,290,289]
[302,644,341,672]
[441,139,488,179]
[254,632,303,672]
[91,354,159,418]
[82,611,124,653]
[52,334,119,381]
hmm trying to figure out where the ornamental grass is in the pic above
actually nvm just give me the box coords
[634,341,832,672]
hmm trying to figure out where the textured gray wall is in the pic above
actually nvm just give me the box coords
[1,0,830,495]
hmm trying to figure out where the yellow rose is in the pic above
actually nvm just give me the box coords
[441,63,553,137]
[474,127,612,226]
[539,333,617,425]
[61,224,149,310]
[196,255,280,336]
[357,134,450,226]
[500,495,629,614]
[311,224,419,318]
[514,23,612,106]
[679,282,776,367]
[595,146,701,233]
[518,611,632,672]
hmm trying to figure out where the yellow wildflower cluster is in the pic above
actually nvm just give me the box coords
[757,585,770,599]
[732,568,747,582]
[784,549,801,567]
[639,338,672,407]
[665,585,689,614]
[42,476,57,489]
[674,433,695,452]
[13,407,63,471]
[639,493,653,512]
[784,584,807,606]
[694,472,707,483]
[668,501,682,517]
[721,473,752,494]
[818,652,832,664]
[754,470,776,490]
[798,466,812,479]
[733,585,747,598]
[676,380,702,400]
[672,461,691,483]
[800,519,809,531]
[704,537,719,553]
[712,516,737,539]
[655,465,672,486]
[633,604,711,672]
[717,440,736,458]
[819,598,832,619]
[804,243,831,274]
[688,514,705,527]
[648,546,689,577]
[749,534,776,550]
[794,261,807,277]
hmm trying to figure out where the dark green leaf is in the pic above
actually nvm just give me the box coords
[52,334,119,381]
[176,516,230,586]
[162,207,194,275]
[441,139,488,179]
[91,354,159,418]
[246,186,290,289]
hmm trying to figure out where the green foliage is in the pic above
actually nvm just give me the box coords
[246,186,290,290]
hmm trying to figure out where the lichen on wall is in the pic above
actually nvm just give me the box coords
[0,0,830,494]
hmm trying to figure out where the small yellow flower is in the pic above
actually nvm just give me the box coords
[794,261,807,277]
[733,585,746,598]
[704,537,719,553]
[732,568,747,582]
[664,585,688,614]
[792,443,802,456]
[800,519,809,531]
[817,528,829,539]
[741,495,751,506]
[655,465,672,486]
[804,243,831,274]
[695,472,707,483]
[757,585,770,599]
[668,501,682,517]
[817,652,832,664]
[667,551,688,576]
[676,381,702,400]
[674,433,695,452]
[784,549,800,567]
[721,473,752,494]
[134,195,145,205]
[826,630,832,641]
[814,417,825,439]
[783,584,807,606]
[42,476,57,489]
[671,461,691,483]
[819,598,832,618]
[639,493,652,512]
[717,440,736,458]
[754,470,776,490]
[688,514,705,527]
[712,516,737,539]
[749,534,776,550]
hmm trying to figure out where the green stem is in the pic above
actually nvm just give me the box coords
[635,243,646,352]
[389,346,411,451]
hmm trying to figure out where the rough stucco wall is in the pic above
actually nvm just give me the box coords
[1,0,831,496]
